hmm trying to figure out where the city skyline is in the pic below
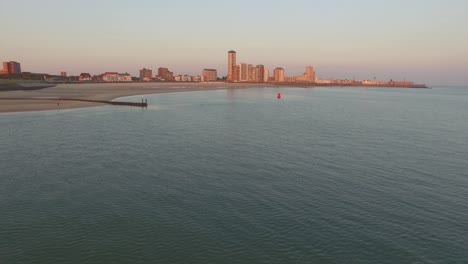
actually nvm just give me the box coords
[1,0,467,85]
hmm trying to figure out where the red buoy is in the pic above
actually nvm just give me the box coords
[277,92,281,99]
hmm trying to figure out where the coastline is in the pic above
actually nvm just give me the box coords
[0,82,262,113]
[0,82,426,113]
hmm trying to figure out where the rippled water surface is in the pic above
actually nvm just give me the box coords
[1,87,468,263]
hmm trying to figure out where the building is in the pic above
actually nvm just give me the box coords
[79,73,92,82]
[140,68,153,81]
[315,78,332,84]
[118,73,132,82]
[102,72,119,82]
[239,63,248,82]
[227,50,237,82]
[256,65,265,83]
[296,66,316,83]
[0,63,7,74]
[174,75,202,82]
[192,75,202,82]
[100,72,132,82]
[157,67,174,81]
[202,69,218,81]
[232,65,240,82]
[247,64,256,82]
[274,68,285,82]
[264,68,269,82]
[60,72,67,77]
[0,61,21,75]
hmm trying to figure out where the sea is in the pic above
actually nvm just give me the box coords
[1,87,467,263]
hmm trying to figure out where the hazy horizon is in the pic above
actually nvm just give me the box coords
[1,0,467,86]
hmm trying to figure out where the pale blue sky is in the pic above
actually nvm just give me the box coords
[1,0,467,85]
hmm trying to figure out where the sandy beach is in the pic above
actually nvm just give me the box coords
[0,82,279,113]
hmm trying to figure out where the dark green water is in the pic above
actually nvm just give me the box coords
[1,87,467,263]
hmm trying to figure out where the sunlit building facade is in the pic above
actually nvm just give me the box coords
[274,67,285,82]
[202,69,218,81]
[0,61,21,75]
[140,68,153,81]
[227,50,236,82]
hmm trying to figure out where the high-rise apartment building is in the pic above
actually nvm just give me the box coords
[264,68,269,82]
[239,63,248,82]
[248,64,256,82]
[0,61,21,75]
[256,65,265,83]
[233,65,241,82]
[140,68,153,81]
[274,68,285,82]
[202,69,218,81]
[227,50,236,82]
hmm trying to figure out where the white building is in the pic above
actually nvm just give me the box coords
[102,72,132,82]
[118,73,132,82]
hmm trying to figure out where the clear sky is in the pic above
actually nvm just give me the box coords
[1,0,467,85]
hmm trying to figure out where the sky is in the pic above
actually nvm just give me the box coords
[1,0,467,85]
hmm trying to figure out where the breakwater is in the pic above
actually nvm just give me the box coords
[0,97,148,108]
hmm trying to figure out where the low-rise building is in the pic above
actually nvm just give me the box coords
[79,73,92,82]
[118,73,132,82]
[101,72,132,82]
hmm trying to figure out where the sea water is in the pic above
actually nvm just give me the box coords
[1,87,467,263]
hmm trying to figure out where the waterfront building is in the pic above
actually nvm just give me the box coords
[315,78,332,84]
[60,72,67,77]
[157,67,174,81]
[79,73,92,82]
[140,68,153,81]
[274,67,285,82]
[118,73,132,82]
[264,68,269,82]
[192,75,202,82]
[233,65,241,82]
[227,50,236,82]
[202,69,218,81]
[295,66,316,83]
[101,72,132,82]
[247,64,256,82]
[174,75,202,82]
[102,72,119,82]
[239,63,248,82]
[256,65,265,83]
[0,61,21,75]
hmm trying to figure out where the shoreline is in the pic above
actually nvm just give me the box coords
[0,82,427,113]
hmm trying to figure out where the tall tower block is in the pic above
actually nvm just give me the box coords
[227,50,237,82]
